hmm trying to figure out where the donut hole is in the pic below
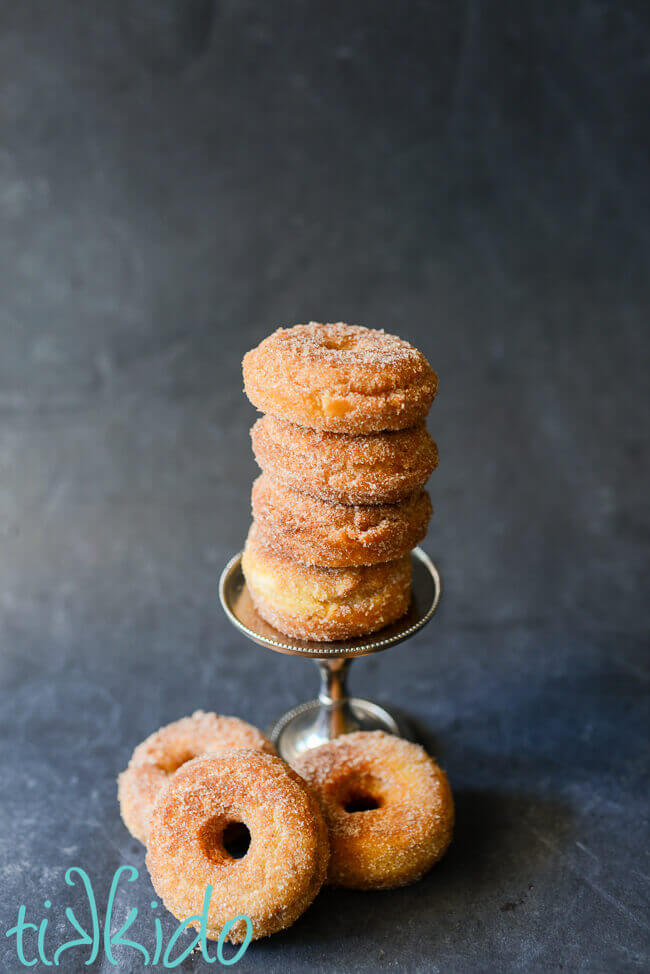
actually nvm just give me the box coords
[199,817,251,862]
[340,773,385,813]
[158,749,196,774]
[343,791,382,813]
[222,821,251,859]
[321,335,355,351]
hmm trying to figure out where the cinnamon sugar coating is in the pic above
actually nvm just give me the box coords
[146,750,329,943]
[242,522,411,641]
[118,711,275,845]
[251,415,439,505]
[252,473,431,567]
[243,322,438,433]
[292,731,454,889]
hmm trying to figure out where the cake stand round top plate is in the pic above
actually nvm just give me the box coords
[219,546,441,659]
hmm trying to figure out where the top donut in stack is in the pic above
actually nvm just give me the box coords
[241,322,438,642]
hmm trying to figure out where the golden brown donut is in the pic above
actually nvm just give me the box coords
[118,711,275,845]
[243,322,438,433]
[242,522,411,641]
[251,415,439,505]
[146,750,329,943]
[251,473,431,567]
[292,731,454,889]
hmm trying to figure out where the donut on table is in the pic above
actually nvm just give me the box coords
[251,415,439,505]
[118,711,275,845]
[146,750,330,943]
[243,322,438,434]
[252,473,432,567]
[242,522,412,641]
[292,731,454,889]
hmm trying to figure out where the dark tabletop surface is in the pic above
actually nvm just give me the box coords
[0,2,648,972]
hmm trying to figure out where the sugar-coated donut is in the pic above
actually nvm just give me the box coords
[243,322,438,433]
[118,711,275,845]
[242,522,411,641]
[251,415,439,505]
[146,750,329,943]
[252,473,431,568]
[292,731,453,889]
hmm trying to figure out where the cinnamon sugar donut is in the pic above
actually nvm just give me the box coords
[292,731,454,889]
[243,322,438,433]
[252,473,431,567]
[146,750,329,943]
[118,711,275,844]
[242,522,411,641]
[251,415,439,505]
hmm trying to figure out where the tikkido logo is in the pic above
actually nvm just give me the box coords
[5,866,252,968]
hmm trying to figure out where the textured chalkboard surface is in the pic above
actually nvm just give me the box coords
[0,2,648,971]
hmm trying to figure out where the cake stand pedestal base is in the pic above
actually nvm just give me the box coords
[268,659,412,763]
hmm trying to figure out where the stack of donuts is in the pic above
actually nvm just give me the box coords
[241,321,439,641]
[115,324,451,946]
[118,713,453,945]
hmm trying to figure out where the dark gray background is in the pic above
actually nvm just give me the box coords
[0,1,648,971]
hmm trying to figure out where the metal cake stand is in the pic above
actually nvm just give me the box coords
[219,546,441,763]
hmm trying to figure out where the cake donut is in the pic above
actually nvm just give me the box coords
[118,711,275,844]
[251,415,439,505]
[242,522,412,641]
[243,322,438,433]
[146,750,329,943]
[252,473,431,568]
[292,731,454,889]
